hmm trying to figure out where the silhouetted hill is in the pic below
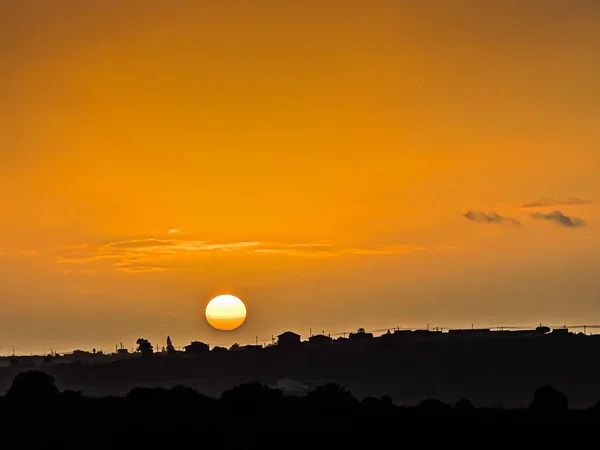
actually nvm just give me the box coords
[0,370,598,447]
[2,331,600,409]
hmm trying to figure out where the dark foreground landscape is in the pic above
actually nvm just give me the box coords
[3,328,600,445]
[3,327,600,408]
[2,369,599,447]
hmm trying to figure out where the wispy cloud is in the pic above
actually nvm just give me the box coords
[252,248,339,258]
[531,210,586,228]
[168,229,180,234]
[340,245,426,256]
[463,211,521,227]
[522,198,592,209]
[56,238,264,272]
[55,236,429,272]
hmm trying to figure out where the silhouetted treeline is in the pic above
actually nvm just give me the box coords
[5,330,600,410]
[2,370,600,446]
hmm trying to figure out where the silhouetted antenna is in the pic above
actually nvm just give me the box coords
[255,336,258,345]
[309,328,312,337]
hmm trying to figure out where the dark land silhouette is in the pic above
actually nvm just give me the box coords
[2,325,600,412]
[1,369,599,446]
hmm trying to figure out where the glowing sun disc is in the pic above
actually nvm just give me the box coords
[205,294,247,331]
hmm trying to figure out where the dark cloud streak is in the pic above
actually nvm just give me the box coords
[463,211,521,227]
[530,210,586,228]
[521,198,592,208]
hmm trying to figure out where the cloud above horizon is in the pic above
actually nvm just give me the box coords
[463,211,521,227]
[530,210,586,228]
[521,198,592,208]
[55,237,432,273]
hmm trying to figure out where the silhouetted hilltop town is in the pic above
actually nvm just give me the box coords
[0,323,583,366]
[3,324,600,409]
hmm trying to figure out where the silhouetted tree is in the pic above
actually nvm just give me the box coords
[6,370,60,404]
[136,338,154,357]
[166,336,176,354]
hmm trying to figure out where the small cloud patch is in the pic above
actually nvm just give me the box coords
[531,210,586,228]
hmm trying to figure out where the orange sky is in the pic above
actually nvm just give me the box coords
[1,0,600,355]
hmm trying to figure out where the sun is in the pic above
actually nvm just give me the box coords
[205,294,247,331]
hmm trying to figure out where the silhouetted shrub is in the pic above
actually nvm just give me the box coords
[221,381,282,412]
[304,383,360,414]
[6,370,60,404]
[361,395,395,415]
[454,398,475,412]
[529,385,568,413]
[415,398,452,414]
[61,389,84,404]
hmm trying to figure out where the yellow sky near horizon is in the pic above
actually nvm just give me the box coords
[1,0,600,354]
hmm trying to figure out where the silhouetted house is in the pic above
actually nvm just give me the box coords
[277,331,301,346]
[308,334,333,347]
[552,328,569,335]
[349,328,373,340]
[116,342,129,355]
[393,330,413,337]
[492,329,545,338]
[211,346,228,353]
[448,328,491,335]
[184,341,210,354]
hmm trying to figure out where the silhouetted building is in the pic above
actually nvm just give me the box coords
[277,331,301,346]
[448,328,491,335]
[308,334,333,347]
[349,328,373,340]
[184,341,210,354]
